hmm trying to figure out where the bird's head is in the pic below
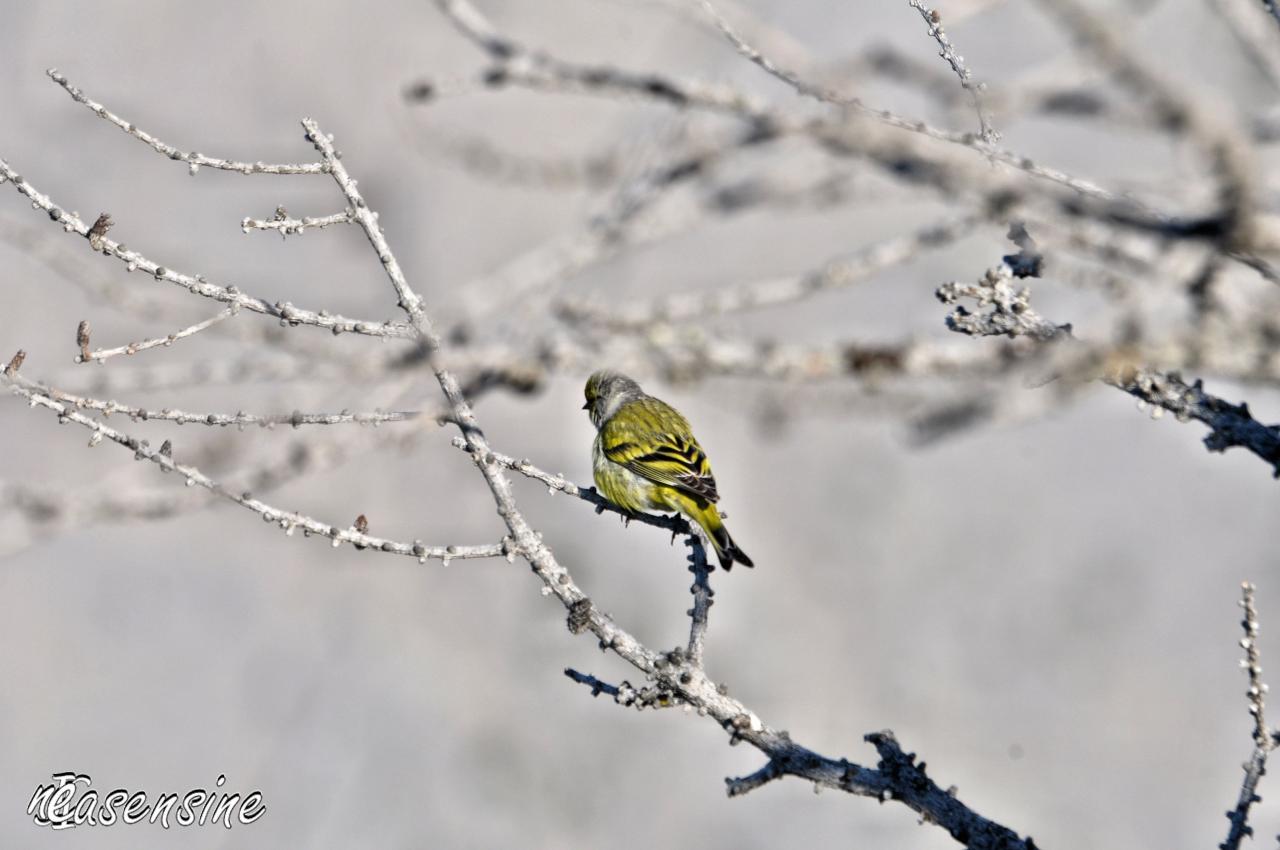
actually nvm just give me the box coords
[583,370,643,428]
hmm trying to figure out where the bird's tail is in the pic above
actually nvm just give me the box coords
[690,501,754,570]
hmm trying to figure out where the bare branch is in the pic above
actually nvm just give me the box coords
[450,438,692,537]
[7,371,420,428]
[1203,0,1280,91]
[564,668,684,710]
[563,668,623,699]
[1110,367,1280,478]
[686,535,713,667]
[1221,582,1276,850]
[5,2,1272,836]
[690,0,1139,209]
[46,69,326,175]
[436,0,767,116]
[292,112,1038,843]
[936,233,1280,476]
[937,263,1071,342]
[904,0,999,143]
[725,759,786,797]
[77,308,238,363]
[241,206,355,237]
[1242,583,1273,749]
[1027,0,1259,248]
[0,160,414,339]
[2,370,507,562]
[561,211,984,330]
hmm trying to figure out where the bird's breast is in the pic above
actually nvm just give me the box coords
[592,434,657,514]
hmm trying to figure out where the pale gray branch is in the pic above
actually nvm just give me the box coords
[1221,582,1277,850]
[7,371,420,429]
[2,370,507,562]
[0,160,414,339]
[295,110,1037,847]
[47,69,326,175]
[690,0,1135,209]
[241,206,355,237]
[905,0,999,143]
[562,211,982,329]
[77,308,238,363]
[937,263,1071,341]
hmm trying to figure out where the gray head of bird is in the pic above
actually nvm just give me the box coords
[583,370,644,429]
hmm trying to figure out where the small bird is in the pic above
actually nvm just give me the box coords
[583,370,753,570]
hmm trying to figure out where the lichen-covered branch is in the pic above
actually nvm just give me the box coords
[936,228,1280,478]
[1220,582,1277,850]
[1107,368,1280,478]
[241,206,355,237]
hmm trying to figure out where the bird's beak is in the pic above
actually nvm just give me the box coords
[581,402,590,410]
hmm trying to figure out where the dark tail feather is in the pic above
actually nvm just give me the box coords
[711,526,754,570]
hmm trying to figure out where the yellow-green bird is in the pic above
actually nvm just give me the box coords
[584,370,753,570]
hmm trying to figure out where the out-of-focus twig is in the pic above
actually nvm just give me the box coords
[937,233,1280,477]
[905,0,999,143]
[1028,0,1259,248]
[1203,0,1280,91]
[937,263,1070,342]
[690,0,1140,208]
[561,211,983,329]
[1257,0,1280,31]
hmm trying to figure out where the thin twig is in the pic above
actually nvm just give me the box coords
[561,211,983,329]
[77,308,238,363]
[436,0,768,116]
[1221,582,1276,850]
[563,668,622,698]
[1203,0,1280,91]
[690,0,1136,209]
[1028,0,1258,247]
[47,69,326,175]
[0,160,414,339]
[725,759,786,797]
[686,534,713,667]
[939,258,1280,476]
[241,207,355,237]
[7,371,420,428]
[450,437,692,537]
[2,371,508,563]
[905,0,999,143]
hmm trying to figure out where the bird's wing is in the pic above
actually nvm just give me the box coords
[600,398,720,503]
